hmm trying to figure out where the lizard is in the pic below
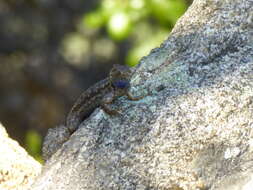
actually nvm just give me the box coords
[42,64,144,160]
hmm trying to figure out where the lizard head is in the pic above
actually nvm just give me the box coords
[109,64,132,92]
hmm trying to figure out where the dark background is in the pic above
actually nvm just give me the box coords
[0,0,191,161]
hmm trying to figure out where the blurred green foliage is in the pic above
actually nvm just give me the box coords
[26,0,186,160]
[25,130,43,163]
[9,0,188,161]
[83,0,187,66]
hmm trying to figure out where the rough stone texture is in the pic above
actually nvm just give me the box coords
[0,123,41,190]
[32,0,253,189]
[42,125,71,161]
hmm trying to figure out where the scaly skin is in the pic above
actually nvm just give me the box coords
[42,64,144,160]
[66,64,142,133]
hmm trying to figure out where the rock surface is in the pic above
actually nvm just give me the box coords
[0,123,41,190]
[32,0,253,189]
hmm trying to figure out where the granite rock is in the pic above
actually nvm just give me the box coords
[32,0,253,189]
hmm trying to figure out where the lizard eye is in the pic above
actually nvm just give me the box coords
[112,80,129,89]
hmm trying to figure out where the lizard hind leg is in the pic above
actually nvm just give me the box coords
[101,103,121,115]
[66,115,82,133]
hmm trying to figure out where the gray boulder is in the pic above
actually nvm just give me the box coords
[32,0,253,189]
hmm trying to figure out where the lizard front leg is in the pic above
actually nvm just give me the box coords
[101,91,121,115]
[126,86,151,101]
[126,91,145,101]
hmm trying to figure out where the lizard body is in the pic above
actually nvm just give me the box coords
[43,64,143,160]
[66,78,111,133]
[66,64,140,133]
